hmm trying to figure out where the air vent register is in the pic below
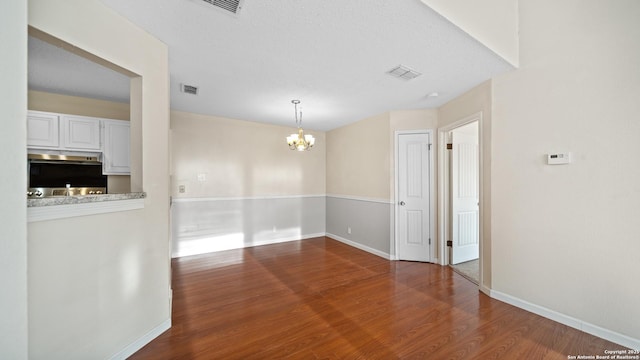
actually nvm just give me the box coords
[200,0,243,14]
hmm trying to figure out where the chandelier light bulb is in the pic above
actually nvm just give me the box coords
[285,99,315,151]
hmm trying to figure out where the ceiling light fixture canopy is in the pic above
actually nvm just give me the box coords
[286,100,315,151]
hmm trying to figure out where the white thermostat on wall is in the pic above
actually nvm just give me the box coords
[547,152,572,165]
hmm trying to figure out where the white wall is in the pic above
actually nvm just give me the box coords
[420,0,519,67]
[170,110,326,257]
[171,110,325,198]
[492,0,640,345]
[28,90,130,120]
[327,112,390,200]
[0,0,28,358]
[28,0,171,358]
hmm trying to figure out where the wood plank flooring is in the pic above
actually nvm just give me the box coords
[130,237,625,359]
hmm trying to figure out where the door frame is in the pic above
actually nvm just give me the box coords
[437,112,483,285]
[392,129,436,262]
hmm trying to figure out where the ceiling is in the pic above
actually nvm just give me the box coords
[28,0,513,131]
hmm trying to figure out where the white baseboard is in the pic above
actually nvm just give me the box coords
[326,233,391,260]
[489,289,640,350]
[172,194,326,202]
[479,284,491,296]
[241,232,326,250]
[108,318,171,360]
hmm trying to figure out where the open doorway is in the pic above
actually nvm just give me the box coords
[27,30,133,194]
[438,113,481,285]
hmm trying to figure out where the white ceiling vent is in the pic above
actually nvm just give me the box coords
[387,65,422,80]
[180,84,199,95]
[200,0,243,14]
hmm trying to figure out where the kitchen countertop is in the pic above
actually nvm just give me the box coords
[27,192,146,207]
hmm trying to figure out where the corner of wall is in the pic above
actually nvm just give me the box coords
[0,0,28,358]
[419,0,519,67]
[27,0,171,358]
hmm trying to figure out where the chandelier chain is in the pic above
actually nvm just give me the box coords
[293,100,302,127]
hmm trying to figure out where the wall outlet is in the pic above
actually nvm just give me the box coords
[347,227,352,234]
[197,173,207,182]
[178,185,185,193]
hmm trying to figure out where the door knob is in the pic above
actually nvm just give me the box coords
[399,201,406,206]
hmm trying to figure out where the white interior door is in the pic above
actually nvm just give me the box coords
[397,132,431,262]
[451,123,479,265]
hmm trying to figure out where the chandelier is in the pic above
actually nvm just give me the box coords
[286,100,315,151]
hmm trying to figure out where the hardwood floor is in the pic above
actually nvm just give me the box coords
[130,237,624,359]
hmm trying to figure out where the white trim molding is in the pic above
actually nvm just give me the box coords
[173,194,393,205]
[326,194,392,205]
[488,289,640,350]
[480,284,492,297]
[327,233,391,260]
[172,194,326,203]
[108,318,171,360]
[28,198,144,222]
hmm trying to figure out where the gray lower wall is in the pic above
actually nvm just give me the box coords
[172,195,393,259]
[171,196,326,257]
[326,196,392,257]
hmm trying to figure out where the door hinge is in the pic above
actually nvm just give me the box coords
[428,143,432,151]
[446,240,453,247]
[446,143,453,150]
[429,238,431,245]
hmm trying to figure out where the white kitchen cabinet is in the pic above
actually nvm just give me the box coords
[27,111,131,175]
[102,119,130,175]
[61,115,102,150]
[27,111,101,151]
[27,111,59,148]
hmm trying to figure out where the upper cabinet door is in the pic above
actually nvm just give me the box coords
[102,119,131,175]
[27,111,60,148]
[61,115,102,150]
